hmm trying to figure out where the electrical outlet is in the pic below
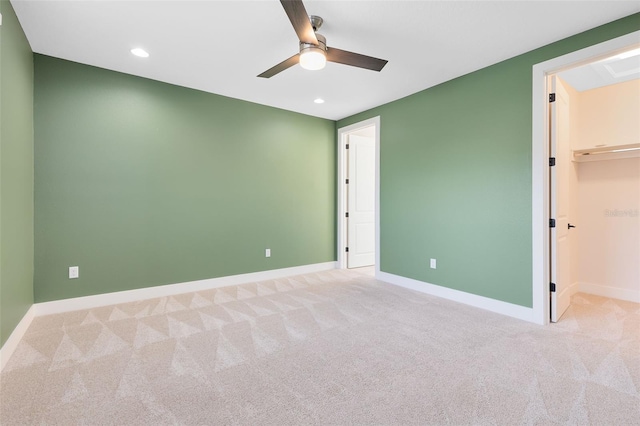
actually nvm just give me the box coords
[430,259,436,269]
[69,266,79,279]
[265,248,271,258]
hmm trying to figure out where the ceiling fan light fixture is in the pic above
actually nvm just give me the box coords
[299,46,326,70]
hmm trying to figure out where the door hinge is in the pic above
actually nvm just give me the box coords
[549,157,556,166]
[345,179,349,184]
[345,212,349,218]
[345,247,349,252]
[549,93,556,102]
[550,283,556,292]
[346,144,349,149]
[550,218,556,228]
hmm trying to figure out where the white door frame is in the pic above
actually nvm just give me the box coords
[531,30,640,325]
[337,116,380,272]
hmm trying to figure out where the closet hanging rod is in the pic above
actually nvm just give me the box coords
[573,143,640,156]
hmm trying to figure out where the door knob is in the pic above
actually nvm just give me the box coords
[568,223,576,229]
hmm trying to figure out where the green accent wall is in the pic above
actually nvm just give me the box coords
[338,14,640,308]
[34,55,335,302]
[0,0,34,346]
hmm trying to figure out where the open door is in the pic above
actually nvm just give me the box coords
[347,134,375,268]
[550,75,572,322]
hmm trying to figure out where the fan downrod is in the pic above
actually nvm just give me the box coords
[309,15,323,32]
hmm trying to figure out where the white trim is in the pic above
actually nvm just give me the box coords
[336,117,381,275]
[531,31,640,326]
[578,282,640,303]
[0,305,37,372]
[378,272,534,323]
[33,262,336,316]
[569,281,580,296]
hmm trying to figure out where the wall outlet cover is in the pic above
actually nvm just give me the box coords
[69,266,79,279]
[430,259,437,269]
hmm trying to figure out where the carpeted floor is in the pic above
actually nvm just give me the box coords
[1,268,638,425]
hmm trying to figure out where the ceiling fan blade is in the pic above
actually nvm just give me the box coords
[280,0,318,45]
[326,47,388,72]
[257,53,300,78]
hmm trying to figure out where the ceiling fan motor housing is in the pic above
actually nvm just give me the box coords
[300,33,326,54]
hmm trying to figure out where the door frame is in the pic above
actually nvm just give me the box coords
[337,116,380,272]
[531,30,640,325]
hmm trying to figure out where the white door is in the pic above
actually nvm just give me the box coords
[550,76,572,322]
[347,134,375,268]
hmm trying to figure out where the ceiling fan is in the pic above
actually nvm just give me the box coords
[258,0,388,78]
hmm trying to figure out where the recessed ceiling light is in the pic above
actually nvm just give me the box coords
[614,47,640,60]
[314,98,325,104]
[130,48,149,58]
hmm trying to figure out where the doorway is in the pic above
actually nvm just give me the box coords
[337,117,380,272]
[548,69,640,322]
[532,30,640,325]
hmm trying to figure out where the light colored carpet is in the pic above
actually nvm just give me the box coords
[1,268,638,425]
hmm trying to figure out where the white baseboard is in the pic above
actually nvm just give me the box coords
[0,305,37,372]
[569,281,580,296]
[35,262,337,316]
[0,261,336,372]
[376,271,535,323]
[578,282,640,303]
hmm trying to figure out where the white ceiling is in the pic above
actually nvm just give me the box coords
[10,0,640,120]
[559,48,640,92]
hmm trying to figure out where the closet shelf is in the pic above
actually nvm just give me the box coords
[573,143,640,162]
